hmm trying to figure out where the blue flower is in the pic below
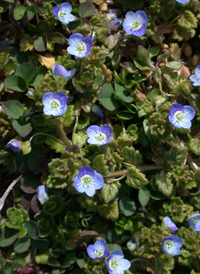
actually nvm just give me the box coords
[52,2,75,24]
[6,140,20,152]
[163,217,178,233]
[168,103,195,129]
[87,125,112,146]
[190,65,200,86]
[123,11,148,36]
[87,239,108,259]
[67,33,92,58]
[74,166,104,197]
[106,250,131,274]
[42,92,67,116]
[175,0,189,3]
[188,213,200,231]
[52,65,76,80]
[127,239,136,251]
[37,185,49,205]
[161,235,183,255]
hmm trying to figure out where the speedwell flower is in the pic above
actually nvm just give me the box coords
[123,11,148,36]
[87,239,108,259]
[42,92,67,117]
[106,250,131,274]
[188,213,200,231]
[74,166,104,197]
[168,103,195,129]
[37,185,49,205]
[163,216,178,232]
[6,140,20,152]
[87,125,112,146]
[190,65,200,86]
[52,65,76,80]
[127,239,136,251]
[161,235,183,255]
[175,0,189,3]
[52,2,75,24]
[67,33,92,58]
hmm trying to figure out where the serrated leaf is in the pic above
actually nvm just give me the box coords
[126,167,148,188]
[73,132,87,148]
[178,10,198,30]
[101,182,120,203]
[2,100,24,119]
[188,139,200,156]
[45,137,65,153]
[92,154,109,176]
[98,200,119,220]
[121,146,142,165]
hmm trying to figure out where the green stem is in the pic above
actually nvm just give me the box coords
[29,132,64,145]
[103,165,164,179]
[56,123,74,152]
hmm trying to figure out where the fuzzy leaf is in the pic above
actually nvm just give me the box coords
[73,132,87,148]
[101,182,120,203]
[98,201,119,220]
[121,146,142,165]
[177,10,198,30]
[126,167,148,188]
[45,137,65,153]
[92,154,109,176]
[150,172,174,197]
[188,138,200,156]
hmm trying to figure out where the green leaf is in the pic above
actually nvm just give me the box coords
[98,83,117,111]
[13,6,26,20]
[34,35,46,52]
[2,100,24,119]
[116,111,135,120]
[20,63,37,84]
[31,239,50,249]
[76,258,85,269]
[0,227,18,247]
[92,154,109,176]
[138,187,150,206]
[98,201,119,220]
[121,146,142,165]
[20,173,41,194]
[177,10,198,29]
[101,182,120,203]
[43,196,63,215]
[25,221,39,240]
[45,137,65,153]
[27,5,35,20]
[10,257,26,269]
[27,149,48,174]
[114,81,133,103]
[188,138,200,156]
[73,132,87,148]
[126,167,148,188]
[119,197,136,216]
[48,257,61,267]
[4,75,27,92]
[149,46,160,59]
[14,236,30,253]
[4,57,17,77]
[35,21,51,35]
[12,119,32,137]
[165,61,183,70]
[78,1,95,18]
[31,66,47,86]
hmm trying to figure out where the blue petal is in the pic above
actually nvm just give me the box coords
[120,259,131,271]
[100,125,112,138]
[87,245,97,259]
[194,65,200,77]
[78,166,95,179]
[169,103,184,117]
[52,65,68,78]
[125,11,136,22]
[131,24,147,36]
[74,176,85,193]
[183,105,195,120]
[59,2,72,13]
[54,92,68,106]
[179,119,191,129]
[85,185,95,197]
[94,240,108,258]
[68,33,83,46]
[42,92,54,105]
[92,172,104,190]
[176,0,189,3]
[135,10,148,25]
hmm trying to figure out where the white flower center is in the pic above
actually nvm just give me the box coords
[50,99,61,110]
[81,175,92,187]
[164,240,173,250]
[131,19,142,30]
[94,247,104,257]
[95,131,106,142]
[76,42,86,52]
[109,258,119,270]
[58,10,68,19]
[174,111,185,122]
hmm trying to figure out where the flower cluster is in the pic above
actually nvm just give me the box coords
[87,240,131,274]
[168,103,195,129]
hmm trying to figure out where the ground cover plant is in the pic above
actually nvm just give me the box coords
[0,0,200,273]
